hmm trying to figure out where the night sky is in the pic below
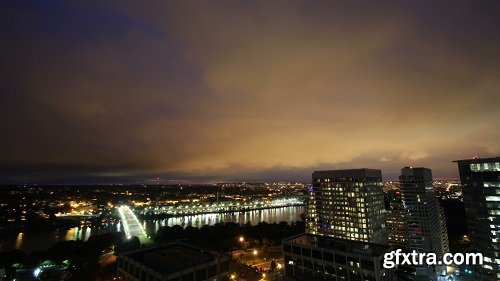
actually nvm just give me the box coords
[1,1,499,184]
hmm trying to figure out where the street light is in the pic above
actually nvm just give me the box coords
[238,236,246,250]
[253,249,258,256]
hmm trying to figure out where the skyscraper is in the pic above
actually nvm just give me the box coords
[285,168,394,281]
[307,169,387,244]
[386,190,409,249]
[399,167,449,278]
[454,157,500,280]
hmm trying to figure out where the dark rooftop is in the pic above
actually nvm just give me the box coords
[121,242,223,275]
[453,156,500,163]
[313,169,382,180]
[284,233,391,257]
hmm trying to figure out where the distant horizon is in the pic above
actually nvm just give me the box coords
[1,155,493,185]
[1,2,498,186]
[0,178,462,186]
[0,167,465,185]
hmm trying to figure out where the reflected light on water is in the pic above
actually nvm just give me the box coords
[63,227,93,241]
[155,206,304,228]
[66,228,75,241]
[15,232,24,250]
[84,227,91,241]
[3,206,303,252]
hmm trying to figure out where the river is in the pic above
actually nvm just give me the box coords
[0,206,304,253]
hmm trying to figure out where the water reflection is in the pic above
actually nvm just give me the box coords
[63,225,114,242]
[15,232,23,249]
[1,206,303,253]
[143,206,304,235]
[65,228,75,241]
[84,227,91,241]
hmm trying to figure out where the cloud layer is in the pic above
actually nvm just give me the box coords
[1,1,499,183]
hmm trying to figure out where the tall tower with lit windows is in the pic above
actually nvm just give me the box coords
[387,190,409,249]
[399,167,449,278]
[455,157,500,280]
[307,169,387,244]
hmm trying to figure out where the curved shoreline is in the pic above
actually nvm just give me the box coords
[137,203,306,219]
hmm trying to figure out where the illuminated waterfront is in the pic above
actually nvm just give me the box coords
[144,205,305,234]
[138,196,304,216]
[0,205,304,253]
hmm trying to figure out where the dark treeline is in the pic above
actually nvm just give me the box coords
[154,220,305,252]
[1,221,305,280]
[0,232,140,281]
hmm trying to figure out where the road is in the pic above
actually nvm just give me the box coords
[117,205,151,244]
[230,247,285,281]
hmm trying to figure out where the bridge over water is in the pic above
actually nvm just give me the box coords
[117,205,151,244]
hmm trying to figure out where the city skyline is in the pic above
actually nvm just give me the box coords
[1,1,500,184]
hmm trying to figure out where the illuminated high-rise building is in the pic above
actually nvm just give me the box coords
[305,185,317,235]
[288,168,394,281]
[386,190,409,249]
[454,157,500,280]
[307,169,387,244]
[399,167,449,278]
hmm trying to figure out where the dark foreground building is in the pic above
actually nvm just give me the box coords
[455,157,500,280]
[283,233,395,281]
[117,242,230,281]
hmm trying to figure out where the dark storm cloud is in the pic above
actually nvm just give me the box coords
[1,1,499,184]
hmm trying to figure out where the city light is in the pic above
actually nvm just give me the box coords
[117,205,148,241]
[2,0,499,279]
[33,268,41,278]
[15,232,23,250]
